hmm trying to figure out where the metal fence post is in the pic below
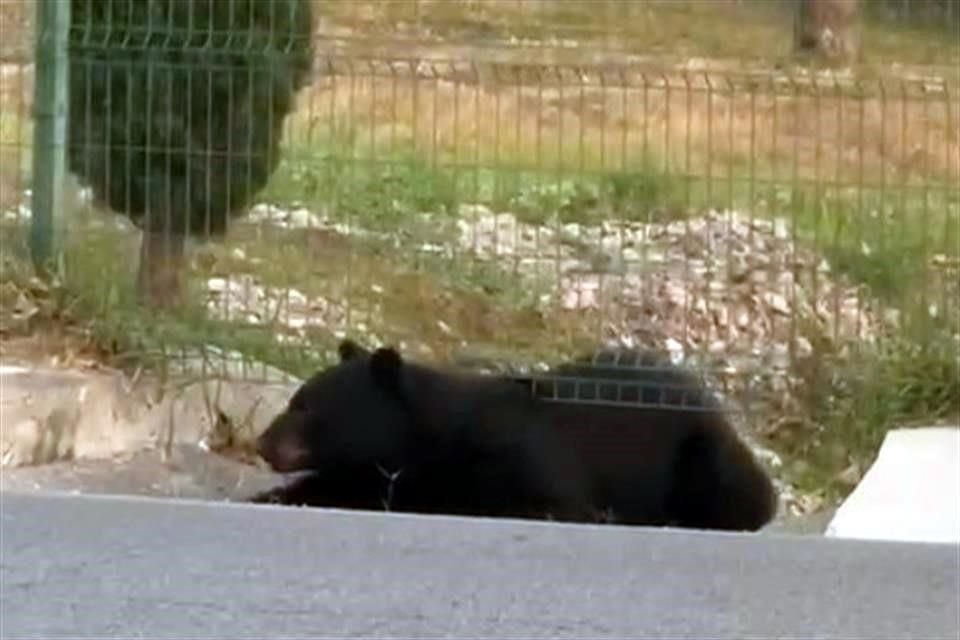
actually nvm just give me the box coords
[30,0,70,277]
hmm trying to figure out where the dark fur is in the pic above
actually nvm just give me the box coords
[252,340,593,523]
[252,340,778,532]
[522,348,779,531]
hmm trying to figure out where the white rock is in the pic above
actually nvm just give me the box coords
[794,336,814,359]
[664,338,685,365]
[764,291,791,316]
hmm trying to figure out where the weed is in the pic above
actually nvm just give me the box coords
[788,327,959,499]
[781,187,960,314]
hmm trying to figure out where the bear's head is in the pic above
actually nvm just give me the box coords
[255,339,413,473]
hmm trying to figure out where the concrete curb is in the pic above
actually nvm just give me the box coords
[0,363,299,467]
[826,426,960,544]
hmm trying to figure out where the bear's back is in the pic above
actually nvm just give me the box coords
[518,347,773,529]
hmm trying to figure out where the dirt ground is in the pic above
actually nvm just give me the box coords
[0,443,835,536]
[0,445,281,504]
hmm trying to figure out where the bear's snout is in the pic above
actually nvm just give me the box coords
[256,421,312,473]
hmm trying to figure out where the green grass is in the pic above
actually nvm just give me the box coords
[785,328,959,500]
[784,186,959,332]
[260,146,460,232]
[263,133,686,230]
[270,139,959,279]
[735,183,959,497]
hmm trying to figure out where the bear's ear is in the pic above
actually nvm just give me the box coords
[338,339,369,362]
[369,347,404,391]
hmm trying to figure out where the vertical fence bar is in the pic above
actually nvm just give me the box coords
[30,0,70,276]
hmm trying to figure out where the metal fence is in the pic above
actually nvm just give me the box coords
[1,1,958,433]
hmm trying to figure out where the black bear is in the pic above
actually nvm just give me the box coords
[251,340,594,523]
[522,347,779,531]
[252,340,778,532]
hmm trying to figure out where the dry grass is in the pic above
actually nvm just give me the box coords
[0,61,31,212]
[205,223,605,364]
[0,195,605,374]
[2,0,957,200]
[0,1,31,62]
[3,0,959,65]
[290,67,959,190]
[0,134,29,214]
[315,1,960,69]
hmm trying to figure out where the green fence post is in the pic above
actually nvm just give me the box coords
[30,0,71,278]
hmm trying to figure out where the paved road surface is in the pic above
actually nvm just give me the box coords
[1,491,958,639]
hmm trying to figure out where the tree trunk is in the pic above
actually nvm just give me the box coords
[137,230,187,308]
[794,0,861,64]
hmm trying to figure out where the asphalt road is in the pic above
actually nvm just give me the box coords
[1,491,958,639]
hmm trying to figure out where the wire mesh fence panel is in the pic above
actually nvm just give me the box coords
[1,1,957,455]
